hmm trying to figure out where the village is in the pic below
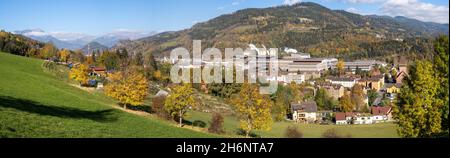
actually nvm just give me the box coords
[60,44,408,127]
[160,45,407,126]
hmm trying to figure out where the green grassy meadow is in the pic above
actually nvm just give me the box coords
[0,52,216,138]
[187,110,400,138]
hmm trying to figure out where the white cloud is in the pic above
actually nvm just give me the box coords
[344,0,380,3]
[23,31,48,37]
[49,32,94,41]
[283,0,302,6]
[381,0,449,24]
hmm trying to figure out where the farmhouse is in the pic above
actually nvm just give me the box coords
[291,101,318,124]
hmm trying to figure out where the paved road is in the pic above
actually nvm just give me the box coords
[373,91,385,106]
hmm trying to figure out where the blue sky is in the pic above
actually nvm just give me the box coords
[0,0,448,35]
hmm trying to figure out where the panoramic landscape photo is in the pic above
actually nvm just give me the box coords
[0,0,448,138]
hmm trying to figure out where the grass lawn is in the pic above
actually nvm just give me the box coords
[0,52,216,138]
[187,110,400,138]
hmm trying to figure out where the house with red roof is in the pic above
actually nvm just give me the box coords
[335,112,354,125]
[89,67,107,77]
[371,106,393,123]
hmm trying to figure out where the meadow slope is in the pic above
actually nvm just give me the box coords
[0,52,216,138]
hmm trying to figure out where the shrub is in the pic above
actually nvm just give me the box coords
[285,125,303,138]
[208,113,225,134]
[321,128,352,138]
[152,96,171,120]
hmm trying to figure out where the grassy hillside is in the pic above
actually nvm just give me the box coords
[0,52,216,138]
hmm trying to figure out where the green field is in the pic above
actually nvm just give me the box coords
[187,110,400,138]
[0,52,216,138]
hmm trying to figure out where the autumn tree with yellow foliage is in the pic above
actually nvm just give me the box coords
[232,83,273,137]
[58,49,70,62]
[339,92,354,112]
[104,70,149,109]
[336,59,345,77]
[40,43,58,60]
[164,83,196,127]
[69,64,89,86]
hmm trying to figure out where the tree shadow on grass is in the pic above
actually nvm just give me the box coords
[182,120,207,128]
[0,95,118,123]
[235,129,261,138]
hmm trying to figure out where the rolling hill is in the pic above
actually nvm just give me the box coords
[114,2,448,60]
[0,52,215,138]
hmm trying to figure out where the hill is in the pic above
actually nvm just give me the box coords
[0,52,215,138]
[81,42,108,54]
[114,2,448,60]
[0,30,44,57]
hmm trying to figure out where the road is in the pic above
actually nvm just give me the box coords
[373,91,385,106]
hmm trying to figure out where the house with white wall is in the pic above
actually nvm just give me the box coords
[371,106,393,123]
[291,101,318,124]
[327,77,358,88]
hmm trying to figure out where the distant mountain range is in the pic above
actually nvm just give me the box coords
[13,29,157,50]
[115,2,449,60]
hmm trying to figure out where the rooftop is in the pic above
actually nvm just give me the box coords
[371,106,392,115]
[291,101,318,113]
[327,77,357,82]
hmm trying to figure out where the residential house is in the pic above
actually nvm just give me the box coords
[335,112,354,125]
[291,101,318,124]
[357,75,385,91]
[277,72,305,84]
[90,67,107,77]
[371,106,393,123]
[395,57,408,84]
[386,83,402,93]
[352,114,374,125]
[316,82,345,100]
[335,113,348,125]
